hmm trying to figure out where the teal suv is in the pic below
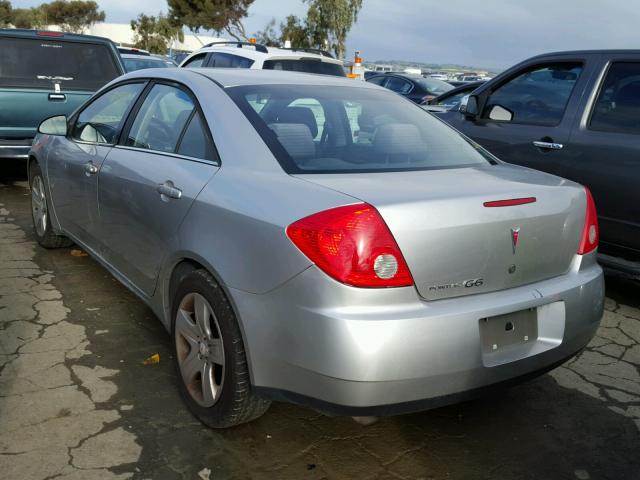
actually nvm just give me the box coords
[0,29,124,160]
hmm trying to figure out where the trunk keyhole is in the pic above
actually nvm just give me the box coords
[505,321,514,332]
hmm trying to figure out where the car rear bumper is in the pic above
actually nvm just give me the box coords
[231,253,604,415]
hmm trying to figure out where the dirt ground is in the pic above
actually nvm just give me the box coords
[1,165,639,480]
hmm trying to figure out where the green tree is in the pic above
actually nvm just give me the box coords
[167,0,254,40]
[41,0,105,33]
[253,18,279,46]
[304,0,363,59]
[0,0,12,27]
[280,15,311,48]
[131,13,184,54]
[11,7,47,29]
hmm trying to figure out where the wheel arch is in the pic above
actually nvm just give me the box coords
[164,254,258,385]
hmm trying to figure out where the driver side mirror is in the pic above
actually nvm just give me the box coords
[38,115,68,136]
[463,95,479,119]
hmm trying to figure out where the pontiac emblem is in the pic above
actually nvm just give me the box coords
[511,227,520,254]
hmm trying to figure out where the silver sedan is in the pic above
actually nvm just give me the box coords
[28,68,604,428]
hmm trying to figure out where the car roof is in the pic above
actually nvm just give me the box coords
[122,67,379,89]
[530,49,640,59]
[121,54,165,60]
[186,44,343,65]
[0,28,114,45]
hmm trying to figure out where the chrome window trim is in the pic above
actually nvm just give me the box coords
[112,144,220,167]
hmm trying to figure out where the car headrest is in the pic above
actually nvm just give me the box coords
[373,123,424,156]
[268,123,316,160]
[277,107,318,138]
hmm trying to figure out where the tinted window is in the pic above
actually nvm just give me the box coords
[72,83,144,144]
[123,57,172,72]
[590,62,640,135]
[262,59,345,77]
[227,85,494,174]
[414,77,453,95]
[435,90,471,108]
[183,54,206,68]
[366,75,387,86]
[384,77,413,94]
[484,63,582,126]
[126,84,195,153]
[177,113,216,160]
[210,53,254,68]
[0,37,120,90]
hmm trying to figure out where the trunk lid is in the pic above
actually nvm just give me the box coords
[296,165,586,300]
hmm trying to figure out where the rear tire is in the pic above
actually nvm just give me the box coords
[29,162,73,249]
[171,269,270,428]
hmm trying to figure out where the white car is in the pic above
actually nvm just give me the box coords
[180,41,345,77]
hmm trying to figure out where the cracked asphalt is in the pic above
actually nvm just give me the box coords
[0,168,639,480]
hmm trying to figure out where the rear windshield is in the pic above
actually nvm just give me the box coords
[414,77,453,95]
[262,59,346,77]
[123,57,173,72]
[0,37,120,91]
[226,84,494,174]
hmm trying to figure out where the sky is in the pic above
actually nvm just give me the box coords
[12,0,640,69]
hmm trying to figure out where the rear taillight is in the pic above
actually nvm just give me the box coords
[286,203,414,288]
[577,187,599,255]
[37,31,64,37]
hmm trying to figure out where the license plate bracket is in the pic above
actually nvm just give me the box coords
[479,308,538,354]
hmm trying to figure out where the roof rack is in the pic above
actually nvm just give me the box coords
[279,47,334,59]
[202,41,269,54]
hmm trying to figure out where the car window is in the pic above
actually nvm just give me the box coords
[590,62,640,135]
[125,84,195,153]
[0,37,120,91]
[210,53,254,68]
[483,63,582,126]
[123,57,172,72]
[366,76,387,86]
[262,59,346,77]
[435,90,470,108]
[182,54,206,68]
[227,84,494,174]
[414,77,453,95]
[72,83,144,144]
[176,112,216,161]
[385,77,413,94]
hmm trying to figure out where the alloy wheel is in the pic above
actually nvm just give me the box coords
[175,292,225,407]
[31,175,47,237]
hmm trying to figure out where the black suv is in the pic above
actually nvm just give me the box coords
[438,50,640,278]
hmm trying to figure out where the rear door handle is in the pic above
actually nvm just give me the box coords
[48,93,66,101]
[157,181,182,200]
[84,162,98,176]
[532,141,563,150]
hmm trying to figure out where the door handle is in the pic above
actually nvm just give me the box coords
[84,162,98,176]
[157,181,182,200]
[48,93,66,101]
[532,141,563,150]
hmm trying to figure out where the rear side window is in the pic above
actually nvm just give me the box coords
[590,62,640,135]
[123,57,171,72]
[262,59,346,77]
[125,84,195,153]
[182,54,206,68]
[385,77,413,94]
[210,53,254,69]
[483,63,583,126]
[72,83,144,144]
[0,37,120,91]
[177,113,216,161]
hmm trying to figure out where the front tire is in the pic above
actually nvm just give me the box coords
[29,162,73,249]
[171,269,270,428]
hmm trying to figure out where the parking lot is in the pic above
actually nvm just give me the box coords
[0,167,638,480]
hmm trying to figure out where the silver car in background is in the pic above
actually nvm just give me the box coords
[28,69,604,428]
